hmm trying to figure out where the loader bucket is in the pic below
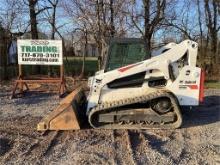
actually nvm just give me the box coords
[37,87,87,131]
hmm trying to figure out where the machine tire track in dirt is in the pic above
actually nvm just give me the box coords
[111,130,136,165]
[21,131,60,161]
[127,130,145,164]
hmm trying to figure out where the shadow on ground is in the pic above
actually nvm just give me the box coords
[12,91,59,105]
[182,95,220,128]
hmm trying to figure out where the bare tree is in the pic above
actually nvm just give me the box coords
[0,0,28,79]
[129,0,166,57]
[109,0,115,37]
[45,0,59,76]
[0,0,28,36]
[28,0,38,39]
[204,0,220,64]
[161,0,198,41]
[95,0,114,69]
[62,0,128,70]
[197,0,204,47]
[26,0,52,39]
[81,27,88,78]
[24,0,51,73]
[47,0,59,39]
[96,0,103,69]
[0,23,9,79]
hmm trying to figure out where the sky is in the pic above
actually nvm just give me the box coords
[0,0,218,44]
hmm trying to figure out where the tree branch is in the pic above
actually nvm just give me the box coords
[36,6,52,15]
[161,22,192,40]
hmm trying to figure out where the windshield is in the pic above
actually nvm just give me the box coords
[106,42,147,71]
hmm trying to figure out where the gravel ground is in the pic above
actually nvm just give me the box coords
[0,81,219,165]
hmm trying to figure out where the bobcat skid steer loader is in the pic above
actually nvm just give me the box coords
[37,38,204,130]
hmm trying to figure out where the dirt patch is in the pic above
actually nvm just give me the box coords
[0,81,219,164]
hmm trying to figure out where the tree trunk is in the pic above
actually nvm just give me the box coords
[96,0,102,70]
[110,0,115,37]
[48,1,58,76]
[29,0,40,74]
[204,0,219,64]
[80,29,87,78]
[197,0,204,66]
[0,29,9,80]
[197,0,203,46]
[51,3,56,40]
[29,0,38,39]
[143,0,151,59]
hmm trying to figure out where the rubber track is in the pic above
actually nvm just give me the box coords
[88,90,182,129]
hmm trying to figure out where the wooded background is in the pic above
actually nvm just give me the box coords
[0,0,219,80]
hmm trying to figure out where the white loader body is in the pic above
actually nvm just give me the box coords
[87,40,203,113]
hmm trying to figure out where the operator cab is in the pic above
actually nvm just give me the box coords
[104,38,150,72]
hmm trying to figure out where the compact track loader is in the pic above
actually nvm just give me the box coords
[37,38,204,131]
